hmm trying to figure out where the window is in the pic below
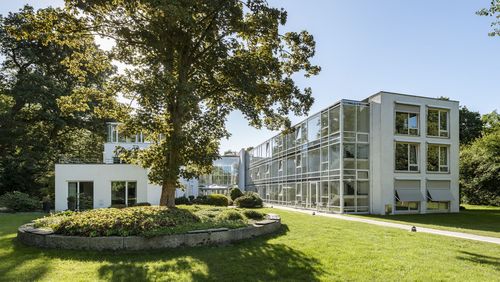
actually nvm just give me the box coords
[329,144,340,169]
[427,144,449,172]
[307,115,321,142]
[427,108,449,137]
[111,181,137,206]
[67,181,94,210]
[395,201,419,211]
[329,106,340,133]
[395,112,419,135]
[357,106,370,133]
[321,111,329,137]
[296,154,302,168]
[343,104,356,131]
[308,149,320,172]
[395,143,419,171]
[278,160,283,171]
[427,201,449,211]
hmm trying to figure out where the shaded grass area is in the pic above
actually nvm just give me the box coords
[0,209,499,281]
[351,204,500,238]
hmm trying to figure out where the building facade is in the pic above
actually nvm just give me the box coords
[245,92,459,214]
[55,91,459,214]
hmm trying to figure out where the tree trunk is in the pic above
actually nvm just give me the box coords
[160,180,176,208]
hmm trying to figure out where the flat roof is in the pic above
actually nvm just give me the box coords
[368,91,459,103]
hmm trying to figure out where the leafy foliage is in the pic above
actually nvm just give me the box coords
[34,206,252,237]
[477,0,500,36]
[0,6,123,196]
[230,187,243,201]
[459,106,483,145]
[234,192,263,208]
[0,191,39,212]
[460,128,500,206]
[206,194,230,206]
[241,209,265,220]
[65,0,320,207]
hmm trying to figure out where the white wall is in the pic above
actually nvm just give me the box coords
[369,92,459,215]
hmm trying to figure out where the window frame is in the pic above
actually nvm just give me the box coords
[426,144,449,173]
[111,181,137,206]
[394,111,419,136]
[427,108,449,138]
[394,142,419,172]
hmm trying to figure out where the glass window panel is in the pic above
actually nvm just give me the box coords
[409,113,418,130]
[308,149,320,172]
[439,146,448,166]
[357,144,369,159]
[344,159,355,169]
[301,123,308,144]
[296,155,301,168]
[127,182,137,206]
[357,181,369,195]
[395,112,408,134]
[307,115,321,142]
[409,144,417,165]
[439,111,448,131]
[321,111,329,136]
[395,143,409,171]
[344,181,355,195]
[357,197,369,207]
[343,105,356,131]
[329,106,340,133]
[111,181,126,205]
[344,144,356,159]
[427,109,439,136]
[357,106,369,133]
[329,144,340,169]
[357,133,369,142]
[357,159,369,169]
[357,171,369,179]
[427,145,439,172]
[344,198,355,207]
[287,156,295,175]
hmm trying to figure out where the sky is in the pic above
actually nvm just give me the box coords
[1,0,499,153]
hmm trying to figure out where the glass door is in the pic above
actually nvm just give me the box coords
[307,182,319,209]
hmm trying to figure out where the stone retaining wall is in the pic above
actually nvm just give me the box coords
[17,219,281,251]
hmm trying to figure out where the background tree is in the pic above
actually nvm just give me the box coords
[459,106,483,145]
[67,0,320,207]
[477,0,500,36]
[0,6,123,195]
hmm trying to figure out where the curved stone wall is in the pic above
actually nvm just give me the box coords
[17,218,281,251]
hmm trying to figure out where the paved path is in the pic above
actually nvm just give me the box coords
[270,205,500,245]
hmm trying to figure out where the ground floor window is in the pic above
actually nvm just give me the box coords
[395,200,419,212]
[68,181,94,210]
[111,181,137,206]
[427,201,449,211]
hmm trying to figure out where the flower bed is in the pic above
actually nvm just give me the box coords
[33,205,266,237]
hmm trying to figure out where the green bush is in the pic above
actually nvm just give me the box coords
[234,192,263,208]
[34,206,249,237]
[0,191,40,212]
[216,209,244,221]
[79,193,93,210]
[192,195,207,205]
[175,196,191,205]
[110,204,127,209]
[206,194,229,206]
[67,196,76,211]
[242,209,264,220]
[229,187,243,201]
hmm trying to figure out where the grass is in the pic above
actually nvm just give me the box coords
[350,204,500,238]
[0,209,499,281]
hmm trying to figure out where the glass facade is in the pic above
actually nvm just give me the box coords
[246,100,370,213]
[199,156,240,195]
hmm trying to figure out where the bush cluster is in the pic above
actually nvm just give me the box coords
[242,209,265,220]
[234,192,263,208]
[229,188,243,201]
[176,194,230,206]
[0,191,40,212]
[34,205,262,237]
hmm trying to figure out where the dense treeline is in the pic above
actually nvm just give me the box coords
[459,107,500,206]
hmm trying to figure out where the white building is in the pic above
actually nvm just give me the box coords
[55,91,459,214]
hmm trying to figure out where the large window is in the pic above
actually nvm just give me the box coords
[395,143,419,171]
[427,108,449,137]
[68,181,94,210]
[329,144,340,169]
[308,149,320,172]
[111,181,137,206]
[343,104,356,131]
[329,106,340,133]
[395,112,419,135]
[427,144,449,172]
[427,201,449,211]
[307,115,321,142]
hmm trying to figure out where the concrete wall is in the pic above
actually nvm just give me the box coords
[369,92,459,214]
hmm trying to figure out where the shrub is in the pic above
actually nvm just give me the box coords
[188,195,195,202]
[242,209,264,220]
[175,196,191,205]
[216,209,245,221]
[192,195,207,205]
[206,194,229,206]
[79,193,93,210]
[133,202,151,207]
[67,196,76,211]
[110,204,127,209]
[0,191,40,212]
[229,187,243,201]
[234,192,263,208]
[34,206,248,237]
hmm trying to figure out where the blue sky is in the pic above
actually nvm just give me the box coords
[2,1,499,153]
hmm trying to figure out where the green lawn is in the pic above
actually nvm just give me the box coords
[351,205,500,238]
[1,209,499,281]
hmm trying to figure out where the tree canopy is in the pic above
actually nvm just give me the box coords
[477,0,500,36]
[66,0,320,207]
[459,106,483,145]
[0,6,123,195]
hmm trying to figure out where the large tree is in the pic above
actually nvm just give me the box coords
[477,0,500,36]
[0,6,122,195]
[67,0,320,207]
[459,106,483,145]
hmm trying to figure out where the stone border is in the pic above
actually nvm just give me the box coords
[17,217,281,251]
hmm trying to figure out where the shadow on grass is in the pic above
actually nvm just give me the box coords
[457,251,500,271]
[5,224,325,281]
[357,207,500,235]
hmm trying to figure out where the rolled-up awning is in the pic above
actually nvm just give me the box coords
[427,189,454,201]
[395,188,425,202]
